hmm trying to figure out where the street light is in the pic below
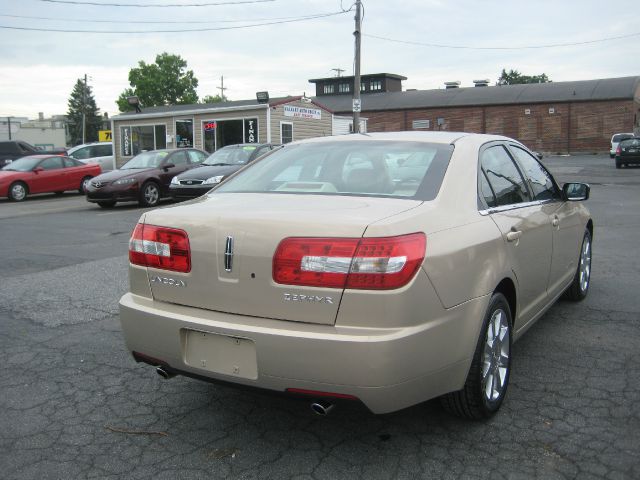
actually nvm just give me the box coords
[127,96,142,113]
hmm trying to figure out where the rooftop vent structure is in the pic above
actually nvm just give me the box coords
[473,79,490,87]
[444,81,461,89]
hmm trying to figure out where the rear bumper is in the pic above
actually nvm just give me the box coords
[119,292,488,414]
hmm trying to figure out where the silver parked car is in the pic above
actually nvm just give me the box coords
[68,141,114,171]
[119,132,592,419]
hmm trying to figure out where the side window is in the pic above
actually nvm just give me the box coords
[480,145,531,207]
[39,157,64,170]
[94,144,113,157]
[510,146,560,201]
[63,157,77,167]
[70,147,90,160]
[280,123,293,144]
[479,170,497,208]
[187,150,206,164]
[170,150,188,166]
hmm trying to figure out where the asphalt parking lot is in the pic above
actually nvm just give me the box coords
[1,154,639,480]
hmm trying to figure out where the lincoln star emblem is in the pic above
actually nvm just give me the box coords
[224,236,234,272]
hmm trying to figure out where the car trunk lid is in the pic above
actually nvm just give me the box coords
[142,193,421,325]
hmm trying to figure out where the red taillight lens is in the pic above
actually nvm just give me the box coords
[128,223,191,273]
[273,233,426,290]
[616,146,621,154]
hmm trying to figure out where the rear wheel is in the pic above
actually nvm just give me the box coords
[8,182,28,201]
[97,201,116,209]
[441,293,512,419]
[139,181,160,207]
[79,176,92,194]
[565,230,592,301]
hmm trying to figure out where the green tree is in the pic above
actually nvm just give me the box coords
[497,69,551,85]
[117,52,199,112]
[67,78,103,145]
[201,94,226,104]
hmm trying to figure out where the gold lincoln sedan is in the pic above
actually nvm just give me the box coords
[119,132,592,419]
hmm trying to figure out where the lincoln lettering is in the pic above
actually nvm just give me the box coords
[283,293,334,304]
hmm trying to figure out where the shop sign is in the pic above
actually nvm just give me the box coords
[283,105,321,120]
[98,130,112,142]
[244,118,257,143]
[204,122,217,131]
[121,127,131,156]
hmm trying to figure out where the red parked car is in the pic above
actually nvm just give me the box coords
[0,155,101,201]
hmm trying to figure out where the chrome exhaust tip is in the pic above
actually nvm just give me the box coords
[310,401,334,416]
[156,366,175,380]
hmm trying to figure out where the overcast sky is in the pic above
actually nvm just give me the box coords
[0,0,637,119]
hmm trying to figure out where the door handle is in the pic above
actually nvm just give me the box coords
[506,230,522,242]
[552,216,560,228]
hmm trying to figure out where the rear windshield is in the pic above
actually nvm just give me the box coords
[203,145,257,166]
[619,138,640,147]
[612,134,633,143]
[215,141,453,200]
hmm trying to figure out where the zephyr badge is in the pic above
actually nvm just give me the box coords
[224,236,234,272]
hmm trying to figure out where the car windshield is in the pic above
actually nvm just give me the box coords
[215,141,453,200]
[203,146,256,166]
[1,156,42,171]
[612,134,633,143]
[121,151,169,169]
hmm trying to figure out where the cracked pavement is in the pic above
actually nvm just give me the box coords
[0,155,639,479]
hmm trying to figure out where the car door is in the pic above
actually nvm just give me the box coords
[158,150,189,192]
[479,144,553,329]
[508,145,584,297]
[30,156,65,193]
[62,157,86,190]
[92,144,114,170]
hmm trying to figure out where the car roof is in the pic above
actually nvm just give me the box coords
[293,131,511,146]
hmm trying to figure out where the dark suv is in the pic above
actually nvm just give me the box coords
[169,143,279,201]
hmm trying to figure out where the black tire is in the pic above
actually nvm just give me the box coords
[97,201,116,209]
[8,181,28,201]
[615,160,622,169]
[79,176,92,194]
[139,181,161,207]
[565,230,592,301]
[441,292,513,419]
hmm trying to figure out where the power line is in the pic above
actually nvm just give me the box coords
[0,11,347,33]
[0,11,339,24]
[363,32,640,50]
[38,0,274,7]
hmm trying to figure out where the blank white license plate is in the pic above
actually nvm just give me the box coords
[183,330,258,380]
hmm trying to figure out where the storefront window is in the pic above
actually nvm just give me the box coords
[176,119,194,148]
[202,118,258,153]
[120,124,166,156]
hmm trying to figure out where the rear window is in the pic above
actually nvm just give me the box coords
[612,134,633,143]
[619,138,640,147]
[215,141,453,200]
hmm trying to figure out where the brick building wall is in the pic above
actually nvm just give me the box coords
[358,99,638,153]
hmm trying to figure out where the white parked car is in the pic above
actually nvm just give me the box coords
[610,133,634,158]
[68,142,114,171]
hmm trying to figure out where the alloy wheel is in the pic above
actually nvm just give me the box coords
[10,183,26,201]
[482,308,510,403]
[144,184,159,206]
[579,235,592,293]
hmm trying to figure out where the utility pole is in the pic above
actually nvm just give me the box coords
[331,68,345,77]
[217,76,227,101]
[82,73,87,144]
[352,0,362,134]
[7,117,11,140]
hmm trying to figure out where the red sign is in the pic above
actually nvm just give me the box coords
[204,122,217,131]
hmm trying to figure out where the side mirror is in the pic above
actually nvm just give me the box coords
[534,151,543,160]
[33,166,44,173]
[563,182,590,201]
[162,163,175,171]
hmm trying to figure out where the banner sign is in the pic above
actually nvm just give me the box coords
[121,127,131,156]
[98,130,112,142]
[244,118,258,143]
[283,105,321,120]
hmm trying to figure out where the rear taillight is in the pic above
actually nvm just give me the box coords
[129,223,191,273]
[273,233,426,290]
[616,146,622,155]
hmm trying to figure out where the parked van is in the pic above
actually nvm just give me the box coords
[68,142,114,171]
